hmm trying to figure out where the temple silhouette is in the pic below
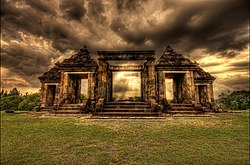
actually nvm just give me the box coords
[38,45,216,117]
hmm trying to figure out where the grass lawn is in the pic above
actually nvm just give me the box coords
[1,111,249,164]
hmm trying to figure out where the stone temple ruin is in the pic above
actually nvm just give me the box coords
[38,45,216,117]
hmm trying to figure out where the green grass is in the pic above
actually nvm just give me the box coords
[1,112,249,164]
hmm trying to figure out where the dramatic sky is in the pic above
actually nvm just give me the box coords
[1,0,249,97]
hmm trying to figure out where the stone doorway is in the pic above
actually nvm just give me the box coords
[46,85,56,106]
[165,79,173,102]
[165,73,185,103]
[112,71,141,101]
[66,73,89,104]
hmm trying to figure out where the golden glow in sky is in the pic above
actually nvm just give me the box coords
[112,71,141,100]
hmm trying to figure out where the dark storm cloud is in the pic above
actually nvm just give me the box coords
[42,19,83,52]
[110,17,147,45]
[1,1,43,36]
[111,0,249,57]
[87,0,107,24]
[24,0,57,15]
[116,0,146,13]
[59,0,86,21]
[1,43,57,87]
[1,78,30,88]
[220,75,249,90]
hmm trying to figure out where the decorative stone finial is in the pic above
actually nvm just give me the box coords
[79,45,89,54]
[165,45,174,52]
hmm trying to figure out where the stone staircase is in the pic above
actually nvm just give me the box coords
[38,107,52,113]
[169,103,210,117]
[52,104,83,114]
[94,101,162,118]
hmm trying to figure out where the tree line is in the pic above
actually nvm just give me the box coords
[216,90,249,110]
[0,87,40,111]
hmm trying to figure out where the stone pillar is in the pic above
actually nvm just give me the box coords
[141,67,148,101]
[54,84,60,106]
[40,83,46,108]
[88,73,95,100]
[158,71,165,104]
[182,71,195,104]
[55,71,68,105]
[194,85,199,103]
[198,85,209,106]
[208,83,214,102]
[98,60,108,100]
[147,60,156,100]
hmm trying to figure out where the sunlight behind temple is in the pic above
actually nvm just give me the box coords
[112,71,141,100]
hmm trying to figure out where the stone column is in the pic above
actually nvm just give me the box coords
[88,72,95,100]
[158,71,165,104]
[141,67,148,101]
[194,85,199,103]
[147,60,156,100]
[98,60,108,100]
[56,71,68,105]
[40,83,46,108]
[208,83,214,102]
[182,71,195,104]
[54,84,60,106]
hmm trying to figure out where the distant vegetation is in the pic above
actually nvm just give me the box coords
[0,87,40,111]
[216,90,250,110]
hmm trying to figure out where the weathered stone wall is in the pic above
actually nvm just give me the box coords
[40,83,46,108]
[157,71,165,104]
[97,60,108,100]
[182,71,195,104]
[88,73,95,100]
[195,85,199,103]
[141,67,148,101]
[147,60,156,100]
[207,83,214,102]
[40,83,59,108]
[198,85,209,106]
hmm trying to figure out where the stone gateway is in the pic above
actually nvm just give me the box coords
[38,45,215,116]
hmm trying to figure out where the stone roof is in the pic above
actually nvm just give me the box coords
[156,45,196,66]
[194,66,215,80]
[98,50,155,61]
[56,45,98,67]
[38,66,61,83]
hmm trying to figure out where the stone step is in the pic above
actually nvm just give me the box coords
[97,112,161,116]
[63,104,84,107]
[52,110,81,114]
[170,110,201,114]
[44,114,84,117]
[104,105,150,108]
[39,108,51,112]
[90,116,166,119]
[105,102,148,105]
[170,106,194,110]
[170,103,193,107]
[102,108,151,112]
[171,114,212,117]
[59,107,82,110]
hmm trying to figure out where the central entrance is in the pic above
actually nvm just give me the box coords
[112,71,141,101]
